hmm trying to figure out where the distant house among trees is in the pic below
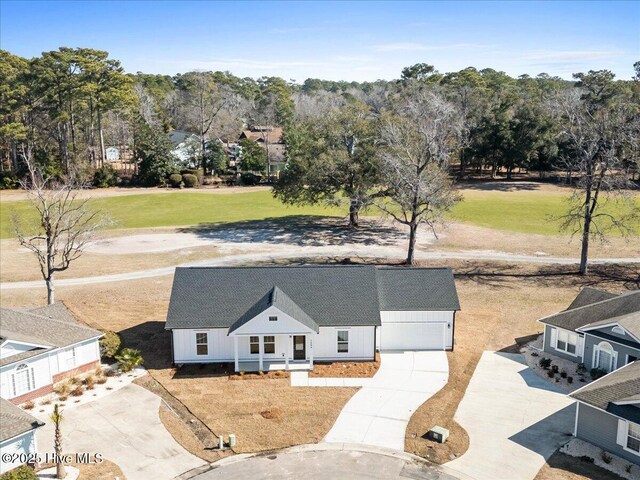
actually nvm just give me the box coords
[168,130,199,164]
[239,126,285,178]
[105,147,120,162]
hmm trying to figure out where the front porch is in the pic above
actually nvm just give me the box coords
[232,333,314,372]
[237,360,312,372]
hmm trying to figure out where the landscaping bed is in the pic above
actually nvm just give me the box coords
[309,353,380,378]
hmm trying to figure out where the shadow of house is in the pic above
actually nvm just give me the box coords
[118,321,172,370]
[508,404,576,460]
[177,215,407,248]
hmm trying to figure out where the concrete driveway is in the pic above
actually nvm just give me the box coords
[36,383,205,480]
[445,352,575,480]
[188,444,469,480]
[324,351,448,450]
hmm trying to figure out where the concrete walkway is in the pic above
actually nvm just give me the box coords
[323,351,448,451]
[35,383,205,480]
[186,443,472,480]
[290,371,372,387]
[445,352,575,480]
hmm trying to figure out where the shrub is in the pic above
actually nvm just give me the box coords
[601,451,612,464]
[53,381,71,396]
[168,173,183,188]
[547,369,555,378]
[626,464,633,473]
[576,363,587,374]
[70,385,84,397]
[99,330,121,359]
[539,357,552,369]
[0,465,38,480]
[93,165,118,188]
[70,376,83,385]
[97,377,107,385]
[182,173,198,188]
[590,368,607,380]
[83,375,95,390]
[58,395,68,402]
[115,348,144,372]
[104,369,117,378]
[0,171,19,190]
[567,376,573,384]
[240,172,261,185]
[560,369,567,378]
[40,398,51,406]
[551,365,559,373]
[580,455,594,463]
[22,401,35,410]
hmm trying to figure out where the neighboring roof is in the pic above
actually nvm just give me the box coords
[168,130,198,146]
[166,265,461,331]
[166,266,382,330]
[0,398,44,442]
[579,311,640,342]
[228,286,319,334]
[376,268,460,311]
[539,290,640,332]
[567,287,618,310]
[240,126,284,144]
[0,305,102,367]
[570,361,640,423]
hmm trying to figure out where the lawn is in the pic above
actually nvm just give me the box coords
[1,188,637,239]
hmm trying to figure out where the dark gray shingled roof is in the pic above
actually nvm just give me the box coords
[570,362,640,423]
[539,290,639,332]
[228,286,319,334]
[376,267,460,311]
[0,398,44,442]
[166,265,460,330]
[567,287,618,310]
[580,311,640,341]
[0,305,103,367]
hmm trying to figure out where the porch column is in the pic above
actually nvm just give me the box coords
[234,336,239,372]
[309,335,313,370]
[259,335,264,372]
[285,335,290,370]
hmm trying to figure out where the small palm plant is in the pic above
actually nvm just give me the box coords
[115,348,144,372]
[51,403,66,479]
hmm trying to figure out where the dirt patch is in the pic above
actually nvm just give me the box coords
[405,261,638,465]
[535,451,625,480]
[38,457,125,480]
[310,353,380,378]
[260,407,283,419]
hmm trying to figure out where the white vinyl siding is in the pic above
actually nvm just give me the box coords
[63,347,76,369]
[0,431,38,474]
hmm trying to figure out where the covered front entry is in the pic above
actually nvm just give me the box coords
[232,334,313,372]
[293,335,306,360]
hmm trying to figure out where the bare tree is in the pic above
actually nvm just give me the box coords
[377,89,462,264]
[552,87,639,274]
[13,151,107,304]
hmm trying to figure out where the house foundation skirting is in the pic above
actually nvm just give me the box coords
[52,360,100,383]
[10,384,54,405]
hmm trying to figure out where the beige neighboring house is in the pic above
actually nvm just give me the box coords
[0,398,43,473]
[239,126,285,177]
[0,303,103,405]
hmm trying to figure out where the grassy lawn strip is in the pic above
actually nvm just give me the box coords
[2,188,637,239]
[37,457,125,479]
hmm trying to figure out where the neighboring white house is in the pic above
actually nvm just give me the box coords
[165,266,460,371]
[0,398,43,474]
[105,146,120,162]
[0,304,103,405]
[168,130,200,164]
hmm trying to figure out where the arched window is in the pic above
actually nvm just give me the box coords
[612,326,626,336]
[12,363,34,397]
[594,342,616,372]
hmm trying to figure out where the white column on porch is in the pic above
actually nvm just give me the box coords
[234,336,239,372]
[309,335,313,370]
[285,335,290,370]
[259,335,264,372]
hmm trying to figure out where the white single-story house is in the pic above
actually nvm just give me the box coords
[165,265,460,371]
[0,304,103,405]
[570,360,640,465]
[0,398,44,474]
[538,289,639,375]
[105,146,120,162]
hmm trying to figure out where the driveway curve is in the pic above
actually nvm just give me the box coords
[35,382,205,480]
[324,351,449,451]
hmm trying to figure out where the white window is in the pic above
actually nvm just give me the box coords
[195,333,208,356]
[250,336,259,355]
[337,331,349,353]
[264,336,275,354]
[269,316,278,322]
[612,326,626,336]
[593,341,617,372]
[64,347,76,369]
[556,330,578,355]
[12,364,35,397]
[628,422,640,453]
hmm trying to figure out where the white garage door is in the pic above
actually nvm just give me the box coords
[380,322,446,351]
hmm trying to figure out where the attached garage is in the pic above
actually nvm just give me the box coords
[379,310,454,351]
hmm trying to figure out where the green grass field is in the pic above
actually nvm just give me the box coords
[0,189,636,239]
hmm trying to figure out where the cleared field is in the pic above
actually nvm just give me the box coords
[2,187,638,239]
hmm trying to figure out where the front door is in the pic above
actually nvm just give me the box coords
[293,336,306,360]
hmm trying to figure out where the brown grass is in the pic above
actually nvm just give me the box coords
[38,457,125,480]
[405,261,638,465]
[310,353,380,378]
[535,451,625,480]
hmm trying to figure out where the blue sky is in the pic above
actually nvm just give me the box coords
[1,1,638,81]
